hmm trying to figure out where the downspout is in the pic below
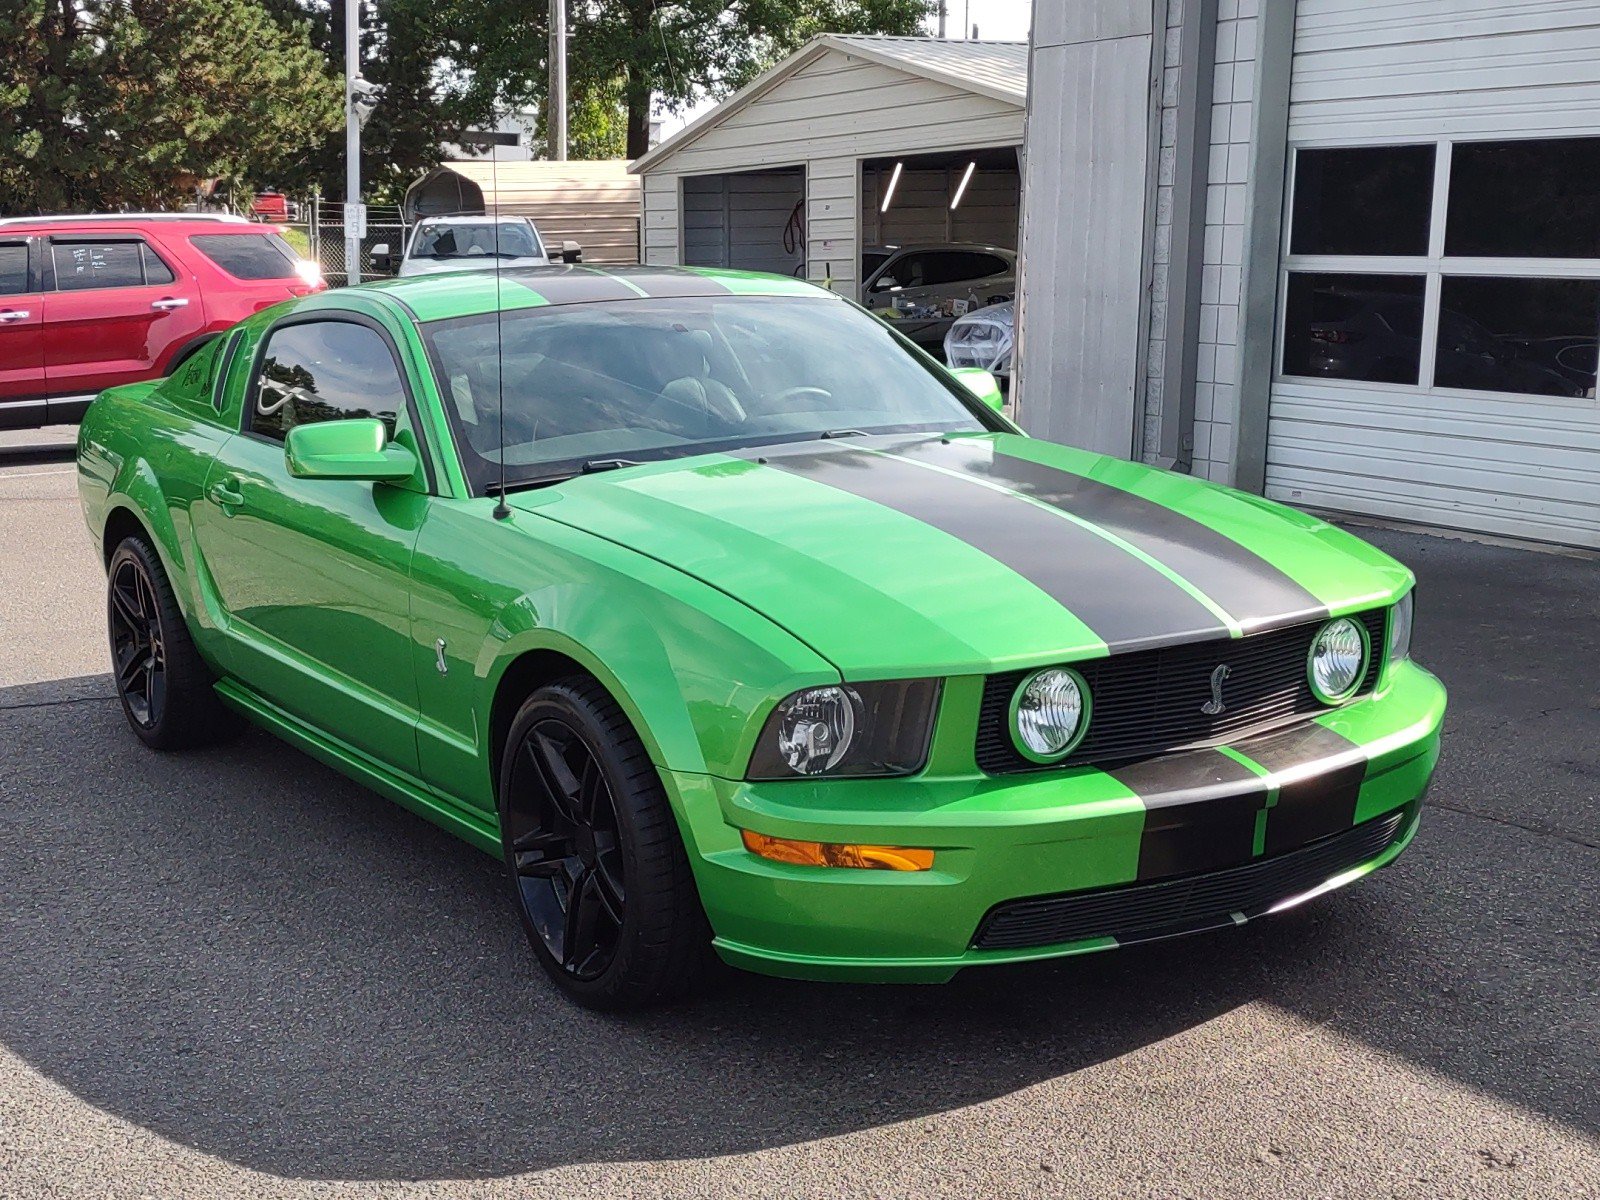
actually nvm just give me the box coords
[1153,0,1219,473]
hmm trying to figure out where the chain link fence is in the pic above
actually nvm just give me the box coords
[307,196,409,287]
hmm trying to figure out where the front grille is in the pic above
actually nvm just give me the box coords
[972,807,1410,951]
[975,608,1387,774]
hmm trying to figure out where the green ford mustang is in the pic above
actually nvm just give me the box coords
[77,265,1445,1008]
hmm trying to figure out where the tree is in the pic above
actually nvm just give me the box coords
[567,0,937,159]
[0,0,343,214]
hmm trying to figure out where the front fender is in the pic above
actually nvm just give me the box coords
[411,503,838,815]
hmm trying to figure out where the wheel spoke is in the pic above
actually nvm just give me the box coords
[591,853,625,921]
[527,730,584,822]
[576,756,602,823]
[111,580,144,631]
[562,867,604,970]
[117,647,149,690]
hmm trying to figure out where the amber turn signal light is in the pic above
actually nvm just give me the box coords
[740,829,934,871]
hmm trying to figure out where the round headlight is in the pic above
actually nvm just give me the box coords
[775,686,863,775]
[1010,667,1090,762]
[1309,617,1369,703]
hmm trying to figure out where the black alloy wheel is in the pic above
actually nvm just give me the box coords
[499,677,714,1009]
[109,552,167,730]
[105,536,238,751]
[504,716,628,981]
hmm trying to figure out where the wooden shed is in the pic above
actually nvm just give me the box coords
[403,160,641,264]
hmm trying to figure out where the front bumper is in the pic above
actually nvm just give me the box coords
[667,661,1446,982]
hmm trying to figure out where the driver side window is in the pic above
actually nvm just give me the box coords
[251,321,403,443]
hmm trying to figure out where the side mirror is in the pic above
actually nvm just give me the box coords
[285,418,417,482]
[950,367,1004,413]
[872,275,899,292]
[560,240,582,264]
[370,243,392,272]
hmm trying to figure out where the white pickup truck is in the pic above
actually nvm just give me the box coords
[372,215,582,278]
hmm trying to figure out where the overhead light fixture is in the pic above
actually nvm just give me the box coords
[880,161,904,214]
[951,161,977,210]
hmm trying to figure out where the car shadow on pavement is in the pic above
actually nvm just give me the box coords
[1,655,1594,1180]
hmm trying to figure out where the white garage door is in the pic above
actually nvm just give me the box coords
[1265,0,1600,549]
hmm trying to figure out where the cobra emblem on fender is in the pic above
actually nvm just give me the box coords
[1201,664,1231,715]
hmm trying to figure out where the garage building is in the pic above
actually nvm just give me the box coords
[631,35,1026,304]
[1022,0,1600,550]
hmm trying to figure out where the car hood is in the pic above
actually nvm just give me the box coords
[516,433,1412,677]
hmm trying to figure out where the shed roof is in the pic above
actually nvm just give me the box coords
[632,35,1028,176]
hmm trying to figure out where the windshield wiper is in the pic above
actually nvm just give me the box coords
[819,428,871,439]
[580,457,644,474]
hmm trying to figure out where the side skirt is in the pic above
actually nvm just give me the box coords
[213,678,502,856]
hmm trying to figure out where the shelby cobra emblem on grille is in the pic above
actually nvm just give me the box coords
[1201,664,1231,715]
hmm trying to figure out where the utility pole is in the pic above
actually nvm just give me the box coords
[548,0,568,160]
[344,0,361,285]
[937,1,947,37]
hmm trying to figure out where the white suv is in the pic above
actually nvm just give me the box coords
[374,216,580,278]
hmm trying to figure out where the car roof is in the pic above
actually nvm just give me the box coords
[0,213,255,232]
[363,264,831,323]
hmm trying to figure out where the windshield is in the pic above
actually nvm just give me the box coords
[411,221,543,261]
[422,295,991,493]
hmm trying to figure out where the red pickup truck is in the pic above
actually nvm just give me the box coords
[0,213,324,429]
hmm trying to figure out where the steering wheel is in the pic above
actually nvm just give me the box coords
[767,385,834,408]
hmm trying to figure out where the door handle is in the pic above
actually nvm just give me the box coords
[207,481,243,509]
[151,297,190,311]
[0,309,29,322]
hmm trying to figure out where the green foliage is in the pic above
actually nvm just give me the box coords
[565,0,937,157]
[0,0,935,211]
[0,0,343,214]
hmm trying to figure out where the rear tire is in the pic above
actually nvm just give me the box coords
[106,536,238,751]
[498,676,713,1010]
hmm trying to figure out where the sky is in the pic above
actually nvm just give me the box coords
[654,0,1033,137]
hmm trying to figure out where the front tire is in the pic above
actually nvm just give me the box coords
[498,677,713,1010]
[106,536,237,750]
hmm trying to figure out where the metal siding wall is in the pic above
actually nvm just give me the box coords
[641,174,680,265]
[1017,4,1156,457]
[808,156,859,295]
[643,54,1023,175]
[1265,0,1600,548]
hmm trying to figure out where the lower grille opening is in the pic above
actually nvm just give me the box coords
[972,807,1412,951]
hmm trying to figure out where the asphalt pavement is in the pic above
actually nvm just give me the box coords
[1,427,1596,1199]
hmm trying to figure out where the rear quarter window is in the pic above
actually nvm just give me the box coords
[190,233,299,280]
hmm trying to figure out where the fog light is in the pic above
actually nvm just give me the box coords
[740,829,933,871]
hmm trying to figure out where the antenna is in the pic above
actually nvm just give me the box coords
[491,124,511,520]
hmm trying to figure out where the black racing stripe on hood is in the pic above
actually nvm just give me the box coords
[760,443,1230,651]
[1232,722,1368,855]
[894,438,1328,629]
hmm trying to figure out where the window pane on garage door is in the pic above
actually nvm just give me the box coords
[1446,138,1600,259]
[1290,145,1435,257]
[1281,273,1426,385]
[1436,276,1599,398]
